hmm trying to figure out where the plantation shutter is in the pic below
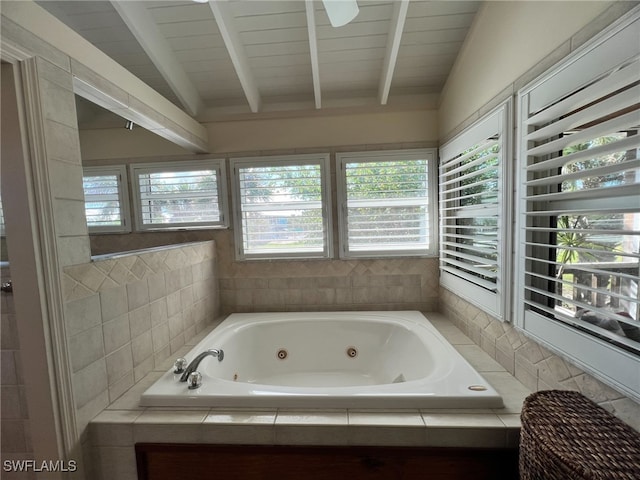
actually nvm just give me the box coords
[232,154,332,260]
[515,12,640,401]
[337,149,437,258]
[82,166,130,233]
[131,161,226,231]
[0,190,4,236]
[439,101,511,319]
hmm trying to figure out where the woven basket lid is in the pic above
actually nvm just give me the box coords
[521,390,640,478]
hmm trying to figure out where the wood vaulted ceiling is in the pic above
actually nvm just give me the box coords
[36,0,481,125]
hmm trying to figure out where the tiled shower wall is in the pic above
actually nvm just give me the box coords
[61,241,219,436]
[0,265,35,479]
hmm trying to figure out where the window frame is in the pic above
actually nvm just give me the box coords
[336,149,438,259]
[129,159,228,232]
[82,165,131,234]
[439,99,512,321]
[515,11,640,402]
[230,153,333,261]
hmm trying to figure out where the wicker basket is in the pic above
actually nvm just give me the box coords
[519,390,640,480]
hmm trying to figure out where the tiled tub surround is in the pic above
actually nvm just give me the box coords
[89,313,529,480]
[62,241,220,440]
[215,229,440,315]
[91,229,439,316]
[440,289,640,431]
[1,265,35,479]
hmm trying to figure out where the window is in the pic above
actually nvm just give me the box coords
[82,166,130,233]
[231,154,332,260]
[439,100,512,320]
[336,149,437,258]
[130,160,227,231]
[0,189,5,236]
[0,181,4,236]
[516,13,640,401]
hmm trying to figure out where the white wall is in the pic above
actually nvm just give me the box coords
[438,0,615,137]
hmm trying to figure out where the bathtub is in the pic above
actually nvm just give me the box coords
[140,311,503,409]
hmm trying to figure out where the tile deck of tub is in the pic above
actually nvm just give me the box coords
[90,313,531,477]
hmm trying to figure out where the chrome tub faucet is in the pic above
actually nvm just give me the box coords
[178,349,224,383]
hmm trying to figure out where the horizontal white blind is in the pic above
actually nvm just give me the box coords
[234,157,330,258]
[440,137,501,291]
[82,166,130,233]
[439,101,510,320]
[0,193,4,236]
[131,161,225,230]
[0,182,4,235]
[519,38,640,352]
[341,156,432,255]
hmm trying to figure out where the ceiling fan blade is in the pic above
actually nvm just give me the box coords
[322,0,359,27]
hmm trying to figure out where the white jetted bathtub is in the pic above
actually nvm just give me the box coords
[140,311,503,409]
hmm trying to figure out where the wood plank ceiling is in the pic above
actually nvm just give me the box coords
[36,0,480,124]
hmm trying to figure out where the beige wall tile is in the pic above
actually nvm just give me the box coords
[147,273,166,302]
[36,56,72,90]
[129,305,151,338]
[94,446,138,480]
[57,236,92,268]
[108,371,134,404]
[1,386,23,419]
[49,159,85,200]
[131,332,153,367]
[133,356,154,383]
[151,324,170,353]
[72,359,108,409]
[100,287,128,322]
[127,280,149,311]
[102,314,130,356]
[149,298,168,327]
[69,326,105,373]
[105,345,133,386]
[64,294,102,337]
[75,390,110,440]
[39,78,76,128]
[1,351,18,385]
[1,420,29,453]
[43,120,81,166]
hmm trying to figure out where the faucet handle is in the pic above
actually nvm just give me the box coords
[173,358,188,374]
[187,371,202,390]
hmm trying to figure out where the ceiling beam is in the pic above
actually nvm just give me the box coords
[305,0,322,109]
[378,0,410,105]
[111,1,205,117]
[208,0,262,113]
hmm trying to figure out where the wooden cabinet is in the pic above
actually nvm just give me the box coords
[136,444,519,480]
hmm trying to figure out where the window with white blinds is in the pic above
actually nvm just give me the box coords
[0,191,5,236]
[439,100,511,320]
[516,13,640,400]
[0,181,4,236]
[130,160,227,231]
[336,149,437,258]
[82,166,130,233]
[231,154,332,260]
